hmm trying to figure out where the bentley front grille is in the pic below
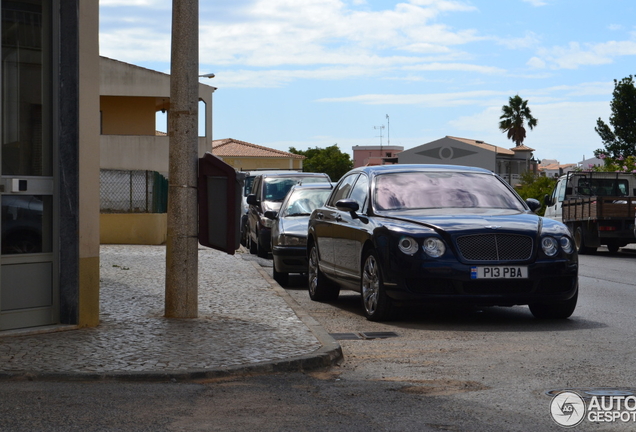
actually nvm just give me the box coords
[455,234,533,261]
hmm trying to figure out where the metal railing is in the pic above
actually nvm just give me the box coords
[100,169,168,213]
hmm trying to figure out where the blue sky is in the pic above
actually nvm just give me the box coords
[99,0,636,164]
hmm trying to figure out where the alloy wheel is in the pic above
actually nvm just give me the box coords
[308,246,318,297]
[362,254,380,316]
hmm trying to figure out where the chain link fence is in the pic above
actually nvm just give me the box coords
[100,169,168,213]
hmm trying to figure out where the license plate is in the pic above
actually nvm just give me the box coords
[470,266,528,279]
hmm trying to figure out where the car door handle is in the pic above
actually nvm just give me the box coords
[335,215,342,222]
[316,212,324,219]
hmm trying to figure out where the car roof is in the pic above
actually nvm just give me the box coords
[288,183,333,191]
[258,172,329,179]
[242,170,301,177]
[350,164,493,176]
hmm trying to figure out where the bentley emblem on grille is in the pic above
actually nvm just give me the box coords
[484,225,501,229]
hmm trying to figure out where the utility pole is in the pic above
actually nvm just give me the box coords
[386,114,390,146]
[165,0,199,318]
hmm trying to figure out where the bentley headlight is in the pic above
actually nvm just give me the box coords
[398,236,419,255]
[422,237,445,258]
[541,236,558,257]
[279,235,306,246]
[559,236,574,254]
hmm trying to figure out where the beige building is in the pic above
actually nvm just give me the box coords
[212,138,305,171]
[398,136,536,186]
[98,57,216,246]
[100,57,215,175]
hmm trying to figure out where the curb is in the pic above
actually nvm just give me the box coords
[0,261,343,383]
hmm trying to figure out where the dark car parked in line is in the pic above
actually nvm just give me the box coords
[239,170,301,247]
[247,172,331,258]
[307,164,579,321]
[265,183,334,285]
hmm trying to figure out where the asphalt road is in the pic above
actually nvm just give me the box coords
[2,247,636,431]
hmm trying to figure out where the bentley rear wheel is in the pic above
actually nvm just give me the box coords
[308,244,339,301]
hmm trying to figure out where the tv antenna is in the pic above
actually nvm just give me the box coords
[373,125,385,149]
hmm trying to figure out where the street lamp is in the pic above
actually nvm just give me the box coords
[199,73,215,78]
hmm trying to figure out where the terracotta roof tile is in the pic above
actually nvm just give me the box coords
[212,138,305,159]
[446,136,515,156]
[510,144,536,151]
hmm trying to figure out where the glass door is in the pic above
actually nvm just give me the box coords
[0,0,57,330]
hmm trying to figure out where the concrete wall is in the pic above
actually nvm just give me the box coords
[219,156,303,172]
[100,135,210,176]
[100,214,167,245]
[398,137,496,171]
[79,1,101,327]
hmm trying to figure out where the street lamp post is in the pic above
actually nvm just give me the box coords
[165,0,199,318]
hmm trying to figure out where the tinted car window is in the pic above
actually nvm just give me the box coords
[262,175,329,202]
[244,176,255,196]
[374,172,525,211]
[328,174,358,206]
[264,178,300,201]
[282,189,332,217]
[349,174,369,211]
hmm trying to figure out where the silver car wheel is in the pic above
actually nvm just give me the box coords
[362,254,380,316]
[308,246,319,297]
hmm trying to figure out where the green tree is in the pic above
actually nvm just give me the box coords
[499,95,538,147]
[289,144,353,181]
[594,75,636,158]
[514,172,556,216]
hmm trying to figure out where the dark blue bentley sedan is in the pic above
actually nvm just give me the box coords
[307,164,578,321]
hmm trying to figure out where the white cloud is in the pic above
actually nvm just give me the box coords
[527,56,545,69]
[197,1,482,69]
[522,0,548,6]
[535,40,636,69]
[448,100,610,162]
[100,0,169,7]
[317,89,507,106]
[496,31,540,50]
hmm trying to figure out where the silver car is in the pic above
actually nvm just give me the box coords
[266,183,333,285]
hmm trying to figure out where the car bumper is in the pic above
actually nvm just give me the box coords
[272,245,308,273]
[382,260,578,306]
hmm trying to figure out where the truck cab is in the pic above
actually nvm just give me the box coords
[544,172,635,221]
[544,172,636,253]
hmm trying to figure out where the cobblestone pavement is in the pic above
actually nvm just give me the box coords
[0,245,341,381]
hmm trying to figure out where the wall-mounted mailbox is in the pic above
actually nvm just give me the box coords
[198,152,245,255]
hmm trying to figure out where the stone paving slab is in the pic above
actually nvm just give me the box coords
[0,245,341,381]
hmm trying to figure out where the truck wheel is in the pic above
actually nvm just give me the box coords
[529,287,578,319]
[574,227,596,254]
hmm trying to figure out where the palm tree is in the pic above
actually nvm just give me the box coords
[499,95,538,146]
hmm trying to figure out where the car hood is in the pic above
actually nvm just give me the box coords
[379,209,543,235]
[279,216,310,237]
